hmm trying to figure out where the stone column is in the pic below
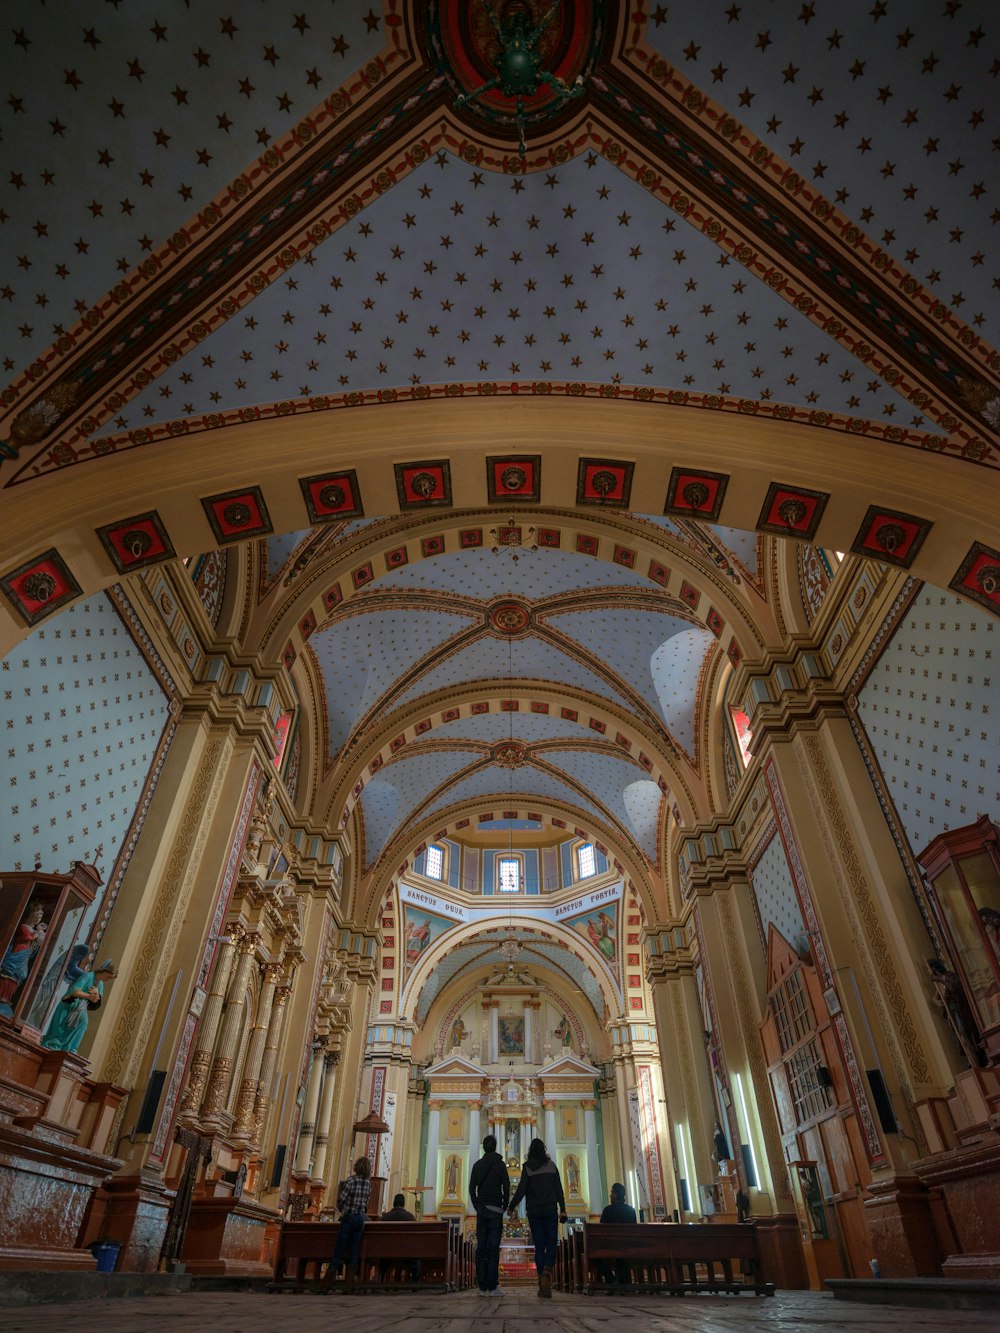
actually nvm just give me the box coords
[253,983,292,1143]
[583,1099,602,1215]
[491,1005,499,1061]
[178,923,242,1119]
[200,931,260,1123]
[525,999,542,1063]
[423,1100,442,1211]
[543,1098,557,1147]
[310,1051,340,1186]
[520,1116,532,1159]
[232,961,282,1137]
[693,865,794,1212]
[294,1039,326,1175]
[481,1001,493,1063]
[468,1099,481,1153]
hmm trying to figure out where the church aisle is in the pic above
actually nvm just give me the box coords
[0,1290,995,1333]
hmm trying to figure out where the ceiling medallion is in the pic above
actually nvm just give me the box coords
[427,0,601,155]
[494,740,528,768]
[487,454,542,504]
[488,599,532,635]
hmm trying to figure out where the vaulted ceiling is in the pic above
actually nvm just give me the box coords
[1,1,997,903]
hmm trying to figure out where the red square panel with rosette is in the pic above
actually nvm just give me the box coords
[1,549,81,626]
[756,483,830,541]
[487,455,541,503]
[202,487,273,543]
[96,510,176,574]
[299,469,364,523]
[950,541,1000,616]
[394,459,452,509]
[850,505,932,569]
[664,467,729,520]
[576,458,634,507]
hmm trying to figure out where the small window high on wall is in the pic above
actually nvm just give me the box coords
[577,842,597,879]
[425,844,444,881]
[498,856,522,893]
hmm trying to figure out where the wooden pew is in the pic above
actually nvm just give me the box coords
[270,1219,452,1292]
[581,1222,774,1297]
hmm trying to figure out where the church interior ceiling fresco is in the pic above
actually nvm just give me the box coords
[0,1,997,942]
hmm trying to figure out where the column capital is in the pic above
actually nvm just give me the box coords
[263,961,285,985]
[542,1099,556,1110]
[273,984,293,1006]
[427,1099,444,1112]
[467,1099,482,1110]
[581,1099,597,1111]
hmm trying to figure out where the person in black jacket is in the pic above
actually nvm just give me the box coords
[508,1138,567,1299]
[598,1183,637,1286]
[468,1134,511,1296]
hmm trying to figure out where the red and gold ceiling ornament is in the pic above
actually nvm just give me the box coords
[394,459,453,510]
[950,542,1000,618]
[488,599,532,635]
[576,458,634,508]
[0,549,81,626]
[755,483,830,543]
[430,0,599,155]
[201,487,273,545]
[493,739,529,769]
[95,510,175,574]
[849,506,932,570]
[664,467,729,522]
[487,454,541,503]
[299,469,364,523]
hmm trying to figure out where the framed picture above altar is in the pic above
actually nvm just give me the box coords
[498,1014,525,1057]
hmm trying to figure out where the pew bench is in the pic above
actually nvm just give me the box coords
[581,1221,774,1297]
[270,1219,453,1292]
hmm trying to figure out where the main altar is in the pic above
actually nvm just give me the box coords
[420,988,604,1224]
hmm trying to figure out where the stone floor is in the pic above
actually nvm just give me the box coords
[1,1289,995,1332]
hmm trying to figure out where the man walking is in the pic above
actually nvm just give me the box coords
[469,1133,510,1296]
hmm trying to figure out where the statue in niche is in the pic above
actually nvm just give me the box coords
[449,1016,468,1049]
[0,899,49,1016]
[41,958,117,1054]
[565,1153,581,1198]
[926,957,984,1068]
[445,1153,461,1198]
[553,1014,572,1047]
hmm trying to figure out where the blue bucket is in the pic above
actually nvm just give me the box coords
[89,1240,122,1273]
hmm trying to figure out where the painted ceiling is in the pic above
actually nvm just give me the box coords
[1,2,998,903]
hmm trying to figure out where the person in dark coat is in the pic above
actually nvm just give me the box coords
[469,1134,510,1295]
[380,1193,419,1283]
[598,1182,637,1286]
[508,1138,567,1299]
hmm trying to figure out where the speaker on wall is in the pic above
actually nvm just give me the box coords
[269,1143,287,1189]
[135,1069,167,1135]
[866,1068,898,1134]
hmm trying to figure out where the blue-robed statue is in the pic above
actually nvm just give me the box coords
[41,958,117,1054]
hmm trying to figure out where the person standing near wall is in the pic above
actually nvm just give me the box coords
[508,1138,567,1299]
[469,1133,511,1296]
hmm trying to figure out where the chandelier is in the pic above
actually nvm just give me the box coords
[489,517,538,563]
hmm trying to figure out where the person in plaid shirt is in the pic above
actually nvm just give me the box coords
[332,1156,372,1291]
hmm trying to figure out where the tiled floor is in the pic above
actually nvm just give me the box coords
[0,1289,993,1332]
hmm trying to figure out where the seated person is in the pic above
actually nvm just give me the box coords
[598,1183,637,1286]
[380,1193,421,1283]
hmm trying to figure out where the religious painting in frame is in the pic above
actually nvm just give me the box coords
[401,905,454,974]
[445,1104,465,1141]
[559,1105,579,1141]
[497,1014,525,1057]
[567,903,619,973]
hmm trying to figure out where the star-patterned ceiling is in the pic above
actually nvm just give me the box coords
[1,1,998,903]
[647,0,999,348]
